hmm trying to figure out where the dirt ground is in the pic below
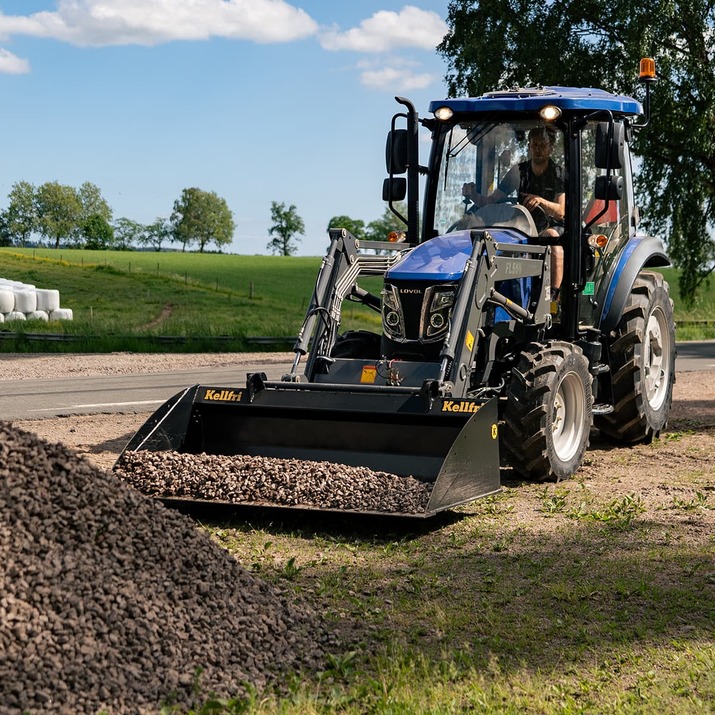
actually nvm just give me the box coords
[7,354,715,527]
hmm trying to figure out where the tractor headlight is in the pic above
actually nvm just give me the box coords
[423,286,456,340]
[381,285,405,341]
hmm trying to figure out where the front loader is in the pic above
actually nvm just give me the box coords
[116,60,676,517]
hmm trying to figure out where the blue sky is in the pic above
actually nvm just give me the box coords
[0,1,451,255]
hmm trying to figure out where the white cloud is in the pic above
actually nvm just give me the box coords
[0,0,319,46]
[358,59,435,92]
[320,6,447,53]
[0,48,30,74]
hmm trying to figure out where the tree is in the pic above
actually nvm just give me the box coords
[170,188,235,253]
[327,215,366,240]
[35,181,82,249]
[365,203,407,242]
[82,214,115,250]
[3,181,37,247]
[0,213,12,247]
[113,217,144,251]
[78,181,112,225]
[142,217,171,251]
[267,201,305,256]
[438,0,715,305]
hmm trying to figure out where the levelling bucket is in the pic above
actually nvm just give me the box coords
[117,374,501,517]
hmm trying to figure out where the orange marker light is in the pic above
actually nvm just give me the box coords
[639,57,656,81]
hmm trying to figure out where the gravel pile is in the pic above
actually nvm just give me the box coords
[0,421,335,715]
[116,451,433,514]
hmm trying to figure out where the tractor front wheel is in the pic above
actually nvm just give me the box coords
[503,341,593,482]
[597,271,675,443]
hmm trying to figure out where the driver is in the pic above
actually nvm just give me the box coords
[462,127,565,295]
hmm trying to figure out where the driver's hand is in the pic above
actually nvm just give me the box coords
[462,182,476,200]
[521,193,542,212]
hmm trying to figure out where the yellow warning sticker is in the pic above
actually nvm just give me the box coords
[466,330,474,352]
[491,423,498,440]
[360,365,378,384]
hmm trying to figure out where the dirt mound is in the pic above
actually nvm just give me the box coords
[0,422,334,714]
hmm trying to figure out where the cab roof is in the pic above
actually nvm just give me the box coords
[429,87,643,117]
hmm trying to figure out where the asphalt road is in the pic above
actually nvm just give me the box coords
[1,362,292,421]
[2,342,713,421]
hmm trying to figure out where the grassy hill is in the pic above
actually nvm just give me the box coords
[0,248,712,352]
[0,248,382,352]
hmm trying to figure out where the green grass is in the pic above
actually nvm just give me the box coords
[0,248,383,352]
[0,250,712,351]
[179,470,715,714]
[659,268,715,341]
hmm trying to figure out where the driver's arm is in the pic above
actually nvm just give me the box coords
[463,163,517,207]
[521,191,565,223]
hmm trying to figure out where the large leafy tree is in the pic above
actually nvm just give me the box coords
[438,0,715,305]
[3,181,37,247]
[35,181,83,249]
[82,214,115,250]
[327,215,366,241]
[171,188,235,253]
[365,203,407,242]
[267,201,305,256]
[78,181,112,224]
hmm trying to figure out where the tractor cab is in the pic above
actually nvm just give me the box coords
[384,86,652,343]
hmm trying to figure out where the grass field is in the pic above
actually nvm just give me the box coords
[0,248,712,352]
[0,248,382,351]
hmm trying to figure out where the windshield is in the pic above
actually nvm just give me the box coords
[433,120,566,237]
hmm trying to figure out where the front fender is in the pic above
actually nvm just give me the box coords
[599,234,670,334]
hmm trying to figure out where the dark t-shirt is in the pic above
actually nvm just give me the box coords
[499,159,565,233]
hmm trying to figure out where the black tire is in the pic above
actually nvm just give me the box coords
[596,271,676,443]
[503,341,593,481]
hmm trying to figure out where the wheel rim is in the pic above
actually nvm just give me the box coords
[644,307,671,411]
[552,371,586,462]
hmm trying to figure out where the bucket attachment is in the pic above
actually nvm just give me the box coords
[116,374,501,517]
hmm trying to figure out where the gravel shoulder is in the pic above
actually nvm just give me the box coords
[0,351,293,381]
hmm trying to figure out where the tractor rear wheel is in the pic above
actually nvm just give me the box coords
[596,271,675,443]
[503,341,593,481]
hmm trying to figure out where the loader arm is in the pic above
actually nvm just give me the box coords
[437,229,553,396]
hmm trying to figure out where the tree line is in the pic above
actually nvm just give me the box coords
[0,180,406,257]
[0,181,235,253]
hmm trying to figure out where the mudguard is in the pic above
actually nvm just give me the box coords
[599,234,670,334]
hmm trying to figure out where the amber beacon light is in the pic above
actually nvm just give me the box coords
[639,57,656,82]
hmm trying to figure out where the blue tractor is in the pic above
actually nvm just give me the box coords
[120,61,675,516]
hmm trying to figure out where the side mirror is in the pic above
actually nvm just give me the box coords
[595,174,624,201]
[385,129,408,175]
[595,122,625,170]
[382,177,406,202]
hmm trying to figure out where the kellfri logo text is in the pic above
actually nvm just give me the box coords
[203,389,243,402]
[441,400,481,414]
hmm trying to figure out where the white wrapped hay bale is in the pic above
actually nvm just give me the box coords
[14,289,37,313]
[26,310,49,322]
[5,311,26,321]
[35,289,60,312]
[49,308,73,321]
[0,289,13,313]
[0,312,4,323]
